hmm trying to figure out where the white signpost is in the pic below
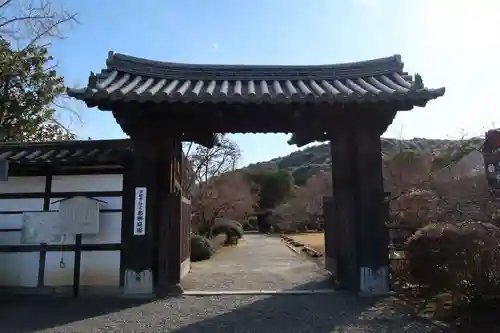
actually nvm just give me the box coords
[133,187,147,236]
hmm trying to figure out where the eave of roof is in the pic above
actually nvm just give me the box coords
[67,52,445,109]
[0,139,132,166]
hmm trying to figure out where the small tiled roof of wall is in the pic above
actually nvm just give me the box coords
[0,139,132,166]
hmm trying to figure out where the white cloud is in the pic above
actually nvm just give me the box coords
[212,43,219,50]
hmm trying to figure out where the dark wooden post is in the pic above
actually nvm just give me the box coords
[155,138,179,297]
[121,133,177,297]
[121,136,157,295]
[328,130,359,291]
[354,127,390,294]
[328,120,389,294]
[166,139,184,292]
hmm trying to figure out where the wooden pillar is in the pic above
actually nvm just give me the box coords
[165,139,184,292]
[121,134,176,297]
[155,138,179,297]
[121,136,157,295]
[328,123,389,294]
[354,128,390,295]
[328,130,359,291]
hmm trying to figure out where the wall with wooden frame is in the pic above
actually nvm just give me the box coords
[0,167,125,296]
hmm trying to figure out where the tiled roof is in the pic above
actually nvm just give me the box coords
[67,52,445,107]
[0,139,131,166]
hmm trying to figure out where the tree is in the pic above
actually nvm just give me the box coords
[185,135,257,232]
[271,171,332,230]
[384,149,433,198]
[0,38,75,141]
[248,170,293,210]
[0,0,78,142]
[301,171,332,216]
[185,134,240,187]
[385,140,495,228]
[191,171,257,233]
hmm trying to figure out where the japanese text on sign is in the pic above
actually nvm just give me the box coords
[133,187,147,235]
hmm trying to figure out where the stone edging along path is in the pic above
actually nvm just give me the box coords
[280,234,451,331]
[279,234,323,258]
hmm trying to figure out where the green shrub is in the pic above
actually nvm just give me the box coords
[211,219,243,239]
[247,216,258,228]
[195,224,211,238]
[190,234,214,262]
[242,217,258,231]
[405,221,500,300]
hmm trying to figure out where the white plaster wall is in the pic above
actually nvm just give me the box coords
[0,210,40,288]
[80,251,120,286]
[0,231,22,245]
[79,212,122,287]
[0,198,43,212]
[82,212,122,244]
[0,176,45,193]
[50,174,124,288]
[51,174,123,193]
[0,173,124,289]
[42,211,122,287]
[44,251,75,286]
[0,213,22,230]
[0,252,39,287]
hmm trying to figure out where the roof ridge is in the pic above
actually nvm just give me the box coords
[106,51,403,70]
[103,51,404,79]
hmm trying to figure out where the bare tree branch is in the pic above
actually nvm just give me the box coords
[184,134,241,194]
[185,136,257,232]
[0,0,79,49]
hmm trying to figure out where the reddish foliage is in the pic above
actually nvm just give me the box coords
[271,171,332,229]
[191,171,257,232]
[405,221,500,300]
[385,150,497,227]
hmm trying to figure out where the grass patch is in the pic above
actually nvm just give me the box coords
[288,233,325,254]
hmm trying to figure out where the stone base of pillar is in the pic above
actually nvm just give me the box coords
[358,266,390,296]
[123,269,154,295]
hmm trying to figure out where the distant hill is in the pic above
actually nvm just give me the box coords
[244,137,485,186]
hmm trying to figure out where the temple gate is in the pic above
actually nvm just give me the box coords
[68,52,444,296]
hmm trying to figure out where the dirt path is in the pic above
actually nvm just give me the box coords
[181,233,332,291]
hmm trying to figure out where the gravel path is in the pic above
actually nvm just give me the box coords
[0,294,446,332]
[182,233,333,291]
[0,234,447,332]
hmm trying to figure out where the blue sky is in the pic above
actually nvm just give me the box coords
[51,0,500,166]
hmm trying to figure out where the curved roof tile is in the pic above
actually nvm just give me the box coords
[67,51,445,108]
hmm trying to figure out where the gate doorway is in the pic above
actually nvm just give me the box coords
[68,52,444,296]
